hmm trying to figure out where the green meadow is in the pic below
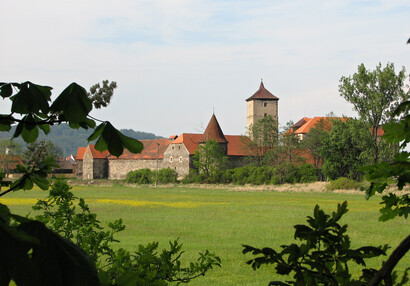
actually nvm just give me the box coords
[2,183,409,285]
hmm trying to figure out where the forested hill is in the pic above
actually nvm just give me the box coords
[0,124,163,156]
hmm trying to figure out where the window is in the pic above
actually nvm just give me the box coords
[179,156,183,162]
[264,102,267,107]
[170,156,173,162]
[264,113,267,117]
[172,146,174,150]
[178,146,181,149]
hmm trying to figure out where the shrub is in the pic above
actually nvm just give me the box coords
[231,167,251,185]
[156,168,178,184]
[297,163,318,183]
[326,177,361,191]
[274,162,298,184]
[248,166,274,185]
[125,168,153,184]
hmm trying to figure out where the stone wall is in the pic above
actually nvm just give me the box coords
[82,151,94,179]
[163,143,191,178]
[108,159,163,180]
[75,160,83,178]
[93,159,108,179]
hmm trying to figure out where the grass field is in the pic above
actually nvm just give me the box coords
[2,182,409,285]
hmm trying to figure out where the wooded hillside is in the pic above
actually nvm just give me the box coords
[0,124,162,156]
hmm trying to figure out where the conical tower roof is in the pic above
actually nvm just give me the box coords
[199,114,229,143]
[246,81,279,101]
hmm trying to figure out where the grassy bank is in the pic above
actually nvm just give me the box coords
[2,183,408,285]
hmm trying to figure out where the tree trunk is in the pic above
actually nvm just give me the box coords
[368,234,410,286]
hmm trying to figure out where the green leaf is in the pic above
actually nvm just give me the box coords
[31,175,50,190]
[38,123,51,135]
[0,83,13,98]
[0,115,12,131]
[51,82,92,125]
[10,82,51,114]
[21,125,39,143]
[89,122,143,156]
[118,131,144,154]
[0,204,11,224]
[116,271,140,286]
[87,122,105,142]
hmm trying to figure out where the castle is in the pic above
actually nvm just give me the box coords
[76,81,279,179]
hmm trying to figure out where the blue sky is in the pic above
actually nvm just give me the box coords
[1,0,409,137]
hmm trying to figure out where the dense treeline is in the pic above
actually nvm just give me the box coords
[0,124,162,156]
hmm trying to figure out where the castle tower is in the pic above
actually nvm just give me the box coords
[246,80,279,136]
[199,114,228,154]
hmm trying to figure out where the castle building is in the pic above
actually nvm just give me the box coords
[76,114,251,180]
[75,81,279,180]
[246,81,279,136]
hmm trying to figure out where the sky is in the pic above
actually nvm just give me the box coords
[1,0,409,137]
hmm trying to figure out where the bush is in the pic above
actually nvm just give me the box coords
[297,163,318,183]
[156,168,178,184]
[326,177,361,191]
[231,167,251,185]
[125,168,153,184]
[248,166,274,185]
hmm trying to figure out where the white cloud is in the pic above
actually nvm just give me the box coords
[1,0,408,137]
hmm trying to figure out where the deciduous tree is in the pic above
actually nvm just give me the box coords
[320,118,372,180]
[339,63,409,163]
[193,139,228,178]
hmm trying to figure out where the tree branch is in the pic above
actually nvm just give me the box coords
[368,234,410,286]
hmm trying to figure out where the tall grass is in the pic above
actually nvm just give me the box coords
[2,184,408,285]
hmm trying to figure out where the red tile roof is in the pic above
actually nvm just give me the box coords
[246,81,279,102]
[225,135,252,156]
[171,133,203,154]
[75,147,86,160]
[199,114,228,143]
[171,133,251,156]
[376,125,385,136]
[294,117,340,134]
[108,139,170,160]
[88,144,110,159]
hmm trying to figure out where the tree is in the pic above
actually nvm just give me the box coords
[246,115,279,166]
[0,81,219,285]
[339,62,409,163]
[277,121,302,165]
[0,81,143,285]
[320,118,372,180]
[193,139,228,178]
[0,139,22,155]
[22,140,63,167]
[362,100,410,285]
[88,80,117,109]
[301,118,331,169]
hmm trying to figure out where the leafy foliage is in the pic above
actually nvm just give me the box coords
[22,140,63,167]
[320,118,372,180]
[326,177,362,191]
[0,81,143,157]
[193,139,228,178]
[243,201,387,285]
[0,81,143,285]
[0,124,161,156]
[362,100,410,221]
[126,168,179,184]
[339,62,409,162]
[33,180,221,285]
